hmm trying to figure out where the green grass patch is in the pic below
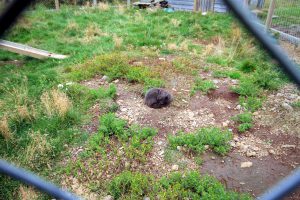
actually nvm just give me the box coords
[109,171,252,200]
[168,128,232,156]
[232,112,253,133]
[191,78,216,95]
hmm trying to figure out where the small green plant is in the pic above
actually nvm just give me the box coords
[232,112,253,133]
[168,128,232,156]
[191,78,216,95]
[212,70,228,78]
[228,71,241,79]
[292,101,300,108]
[109,171,252,200]
[206,56,229,66]
[109,171,155,200]
[231,77,261,97]
[239,96,263,112]
[238,60,257,73]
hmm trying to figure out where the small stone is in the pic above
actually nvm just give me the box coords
[204,145,209,150]
[246,151,256,157]
[158,141,163,145]
[240,144,249,152]
[211,156,216,160]
[213,80,219,84]
[120,107,127,112]
[171,164,179,171]
[281,144,296,148]
[282,103,293,111]
[101,75,109,81]
[240,182,245,185]
[103,195,114,200]
[143,197,150,200]
[222,121,229,127]
[269,150,275,154]
[221,160,225,163]
[236,105,242,110]
[159,150,164,156]
[113,79,119,83]
[158,57,166,61]
[241,161,253,168]
[177,146,182,151]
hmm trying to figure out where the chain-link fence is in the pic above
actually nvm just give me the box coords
[254,0,300,45]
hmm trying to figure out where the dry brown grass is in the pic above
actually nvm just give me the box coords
[179,40,189,51]
[167,43,178,51]
[82,23,107,43]
[98,2,109,11]
[117,4,126,14]
[19,186,38,200]
[0,116,12,140]
[113,34,123,49]
[17,105,32,121]
[65,21,80,32]
[171,19,181,27]
[24,131,53,168]
[41,89,72,117]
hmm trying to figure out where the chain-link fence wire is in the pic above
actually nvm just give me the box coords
[255,0,300,41]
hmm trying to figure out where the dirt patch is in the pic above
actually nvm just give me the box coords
[279,40,300,64]
[62,73,300,199]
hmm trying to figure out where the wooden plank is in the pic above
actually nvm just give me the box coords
[266,0,275,30]
[0,40,68,60]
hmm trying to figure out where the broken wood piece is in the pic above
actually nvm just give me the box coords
[0,39,68,60]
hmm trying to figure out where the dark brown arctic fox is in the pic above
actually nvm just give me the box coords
[144,88,173,109]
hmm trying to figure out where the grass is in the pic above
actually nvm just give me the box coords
[168,128,233,156]
[109,171,252,200]
[190,78,216,96]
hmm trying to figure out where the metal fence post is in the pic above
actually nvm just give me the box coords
[54,0,59,10]
[265,0,275,30]
[93,0,97,7]
[127,0,130,9]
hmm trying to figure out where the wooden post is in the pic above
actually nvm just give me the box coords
[93,0,97,7]
[54,0,59,10]
[127,0,130,9]
[266,0,275,30]
[194,0,199,12]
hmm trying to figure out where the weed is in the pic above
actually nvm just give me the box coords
[191,78,216,95]
[212,70,228,78]
[109,171,155,200]
[98,2,110,11]
[232,112,253,133]
[238,60,257,73]
[206,56,229,66]
[168,128,232,156]
[239,96,263,112]
[292,101,300,108]
[113,34,123,49]
[231,77,261,97]
[109,171,251,200]
[19,186,39,200]
[228,71,241,79]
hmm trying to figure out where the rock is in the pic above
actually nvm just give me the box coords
[269,150,275,155]
[229,141,236,147]
[171,164,179,171]
[158,57,166,61]
[103,195,114,200]
[240,182,245,185]
[213,80,219,84]
[133,61,143,66]
[101,75,109,81]
[113,79,119,83]
[120,107,127,112]
[282,103,293,111]
[236,105,242,110]
[246,151,256,157]
[159,150,164,156]
[177,146,182,151]
[241,161,253,168]
[222,121,229,127]
[143,197,150,200]
[211,156,216,160]
[204,145,209,150]
[240,144,249,152]
[158,141,163,145]
[281,144,296,148]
